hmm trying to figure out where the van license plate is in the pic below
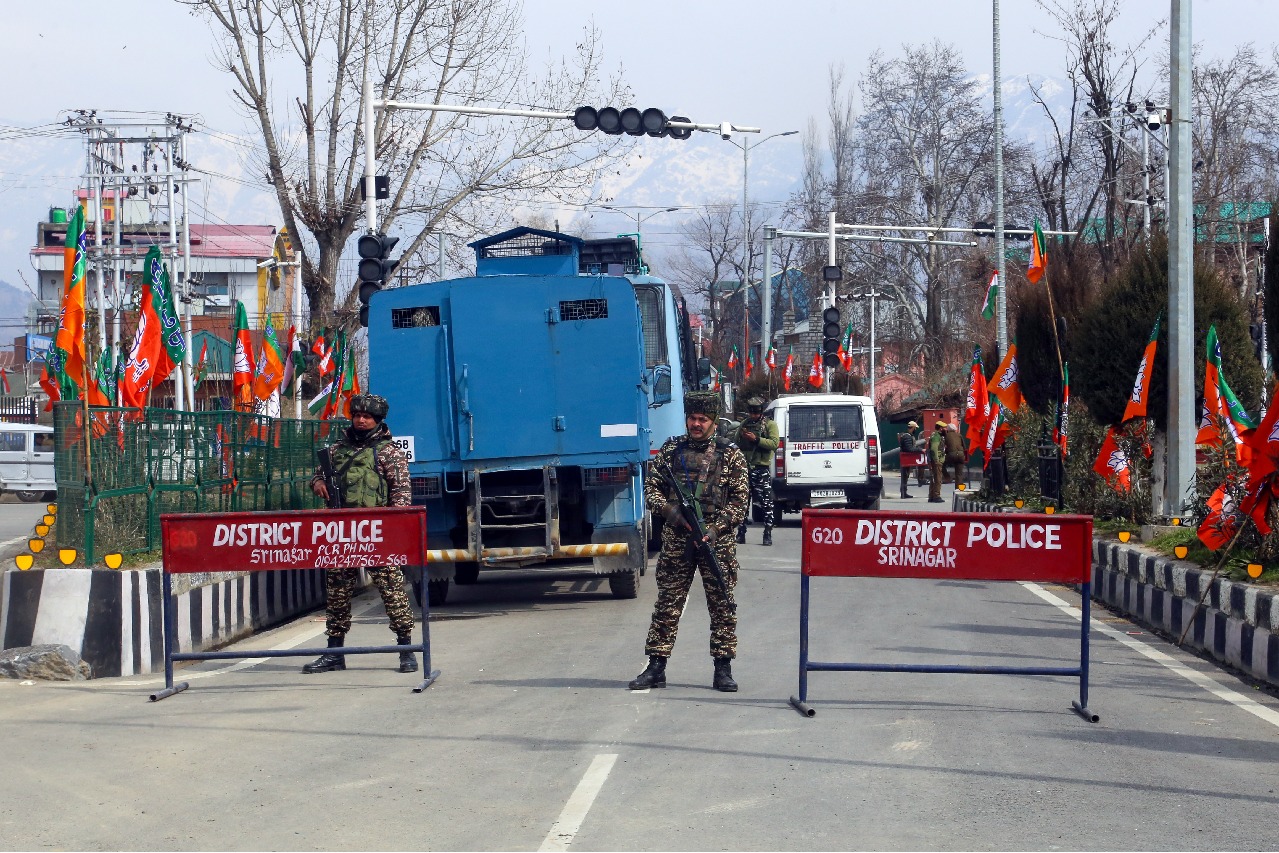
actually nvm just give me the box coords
[810,489,844,499]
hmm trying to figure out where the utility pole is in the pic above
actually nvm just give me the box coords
[1166,0,1194,518]
[993,0,1008,356]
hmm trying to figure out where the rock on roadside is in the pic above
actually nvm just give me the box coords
[0,645,92,680]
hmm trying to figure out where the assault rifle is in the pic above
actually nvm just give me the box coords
[650,457,736,613]
[316,446,343,509]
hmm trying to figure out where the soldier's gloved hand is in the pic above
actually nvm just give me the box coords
[703,526,718,546]
[660,501,684,528]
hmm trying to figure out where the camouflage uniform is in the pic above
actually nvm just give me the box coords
[310,420,415,639]
[643,431,749,660]
[733,407,778,538]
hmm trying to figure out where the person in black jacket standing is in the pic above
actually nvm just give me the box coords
[897,421,920,499]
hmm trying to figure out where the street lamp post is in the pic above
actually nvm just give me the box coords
[598,205,679,272]
[724,130,798,365]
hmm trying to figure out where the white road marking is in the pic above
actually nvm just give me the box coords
[1021,581,1279,729]
[538,753,618,852]
[117,597,382,686]
[0,534,31,548]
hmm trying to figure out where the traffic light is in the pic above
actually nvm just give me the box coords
[696,357,713,390]
[573,106,692,140]
[821,307,842,369]
[357,232,399,327]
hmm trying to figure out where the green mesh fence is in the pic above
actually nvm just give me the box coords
[53,403,348,564]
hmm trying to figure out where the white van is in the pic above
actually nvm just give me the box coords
[0,423,56,502]
[766,394,883,513]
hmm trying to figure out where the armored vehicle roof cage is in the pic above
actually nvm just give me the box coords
[470,227,585,277]
[579,237,641,276]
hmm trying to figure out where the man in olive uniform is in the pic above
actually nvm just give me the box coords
[927,420,947,503]
[303,393,419,675]
[630,391,750,692]
[733,396,779,546]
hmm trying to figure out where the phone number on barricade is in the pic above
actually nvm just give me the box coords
[160,507,427,574]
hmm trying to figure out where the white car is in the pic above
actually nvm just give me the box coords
[766,394,883,513]
[0,422,56,502]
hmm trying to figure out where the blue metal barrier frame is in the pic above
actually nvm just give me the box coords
[149,570,440,701]
[788,572,1096,722]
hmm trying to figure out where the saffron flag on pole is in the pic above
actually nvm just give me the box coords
[1053,362,1070,456]
[981,398,1010,469]
[51,203,88,392]
[783,347,794,391]
[232,300,256,411]
[1196,324,1258,452]
[981,270,999,320]
[963,346,989,453]
[727,346,739,371]
[312,332,335,378]
[338,347,358,418]
[839,324,854,371]
[745,350,753,380]
[1093,427,1132,492]
[0,368,9,395]
[120,246,187,408]
[194,339,209,389]
[990,342,1024,413]
[252,318,285,401]
[38,354,60,411]
[1027,220,1047,283]
[1122,313,1161,424]
[765,345,777,373]
[808,351,823,388]
[1197,484,1242,550]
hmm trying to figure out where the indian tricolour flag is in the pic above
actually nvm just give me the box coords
[981,271,998,320]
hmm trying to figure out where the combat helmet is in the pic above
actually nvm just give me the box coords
[744,396,766,414]
[349,393,389,422]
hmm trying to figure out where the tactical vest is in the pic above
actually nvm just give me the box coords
[673,436,732,521]
[330,440,390,508]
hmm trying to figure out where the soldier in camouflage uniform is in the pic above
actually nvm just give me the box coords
[733,396,778,546]
[630,390,749,693]
[303,393,419,675]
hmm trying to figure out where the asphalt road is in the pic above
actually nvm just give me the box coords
[1,490,1277,850]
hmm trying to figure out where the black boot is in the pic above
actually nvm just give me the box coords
[302,634,346,673]
[713,657,738,692]
[735,525,746,545]
[628,655,667,689]
[396,634,418,673]
[762,526,773,546]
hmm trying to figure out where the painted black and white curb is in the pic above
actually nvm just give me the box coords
[1,568,325,678]
[951,495,1279,688]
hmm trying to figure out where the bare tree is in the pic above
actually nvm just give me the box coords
[1192,44,1279,299]
[182,0,628,332]
[1036,0,1163,274]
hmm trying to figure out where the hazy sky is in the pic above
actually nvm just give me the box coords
[1,0,1275,280]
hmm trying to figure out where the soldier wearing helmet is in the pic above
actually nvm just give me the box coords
[630,390,749,694]
[304,393,418,675]
[732,396,778,546]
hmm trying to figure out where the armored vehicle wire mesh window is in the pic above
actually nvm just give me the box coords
[788,406,865,442]
[635,287,665,367]
[560,298,608,321]
[391,306,440,328]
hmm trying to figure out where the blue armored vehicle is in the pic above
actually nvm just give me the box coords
[367,227,696,605]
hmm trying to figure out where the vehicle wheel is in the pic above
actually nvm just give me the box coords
[608,568,640,599]
[15,490,43,503]
[454,562,480,585]
[427,578,450,607]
